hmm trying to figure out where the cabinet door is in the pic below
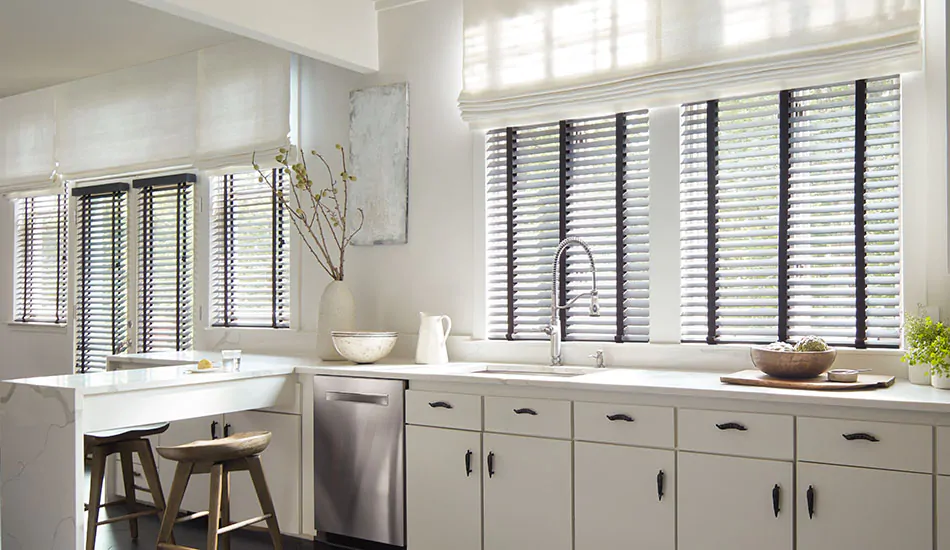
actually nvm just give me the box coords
[939,476,950,550]
[483,433,572,550]
[575,442,675,550]
[225,410,301,535]
[798,462,932,550]
[406,425,481,550]
[158,415,222,513]
[678,452,792,550]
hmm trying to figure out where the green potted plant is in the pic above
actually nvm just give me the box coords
[902,312,950,387]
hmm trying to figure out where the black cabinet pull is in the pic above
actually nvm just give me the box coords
[806,486,816,519]
[772,484,781,518]
[487,452,495,478]
[607,413,635,422]
[211,420,219,440]
[716,422,748,431]
[657,470,665,501]
[429,401,453,409]
[224,423,232,438]
[465,450,473,477]
[842,432,879,442]
[513,408,538,416]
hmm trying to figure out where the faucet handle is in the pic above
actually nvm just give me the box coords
[589,349,605,368]
[541,325,555,336]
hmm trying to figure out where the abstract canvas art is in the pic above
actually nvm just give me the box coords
[348,82,410,245]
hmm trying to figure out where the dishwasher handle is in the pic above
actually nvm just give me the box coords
[325,390,390,406]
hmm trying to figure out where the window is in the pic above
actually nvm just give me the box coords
[13,194,68,324]
[486,111,650,342]
[75,184,130,371]
[135,175,196,352]
[680,76,901,348]
[211,169,289,328]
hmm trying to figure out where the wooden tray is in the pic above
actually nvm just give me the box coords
[721,370,896,391]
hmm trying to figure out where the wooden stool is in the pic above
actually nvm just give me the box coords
[85,422,170,550]
[156,431,282,550]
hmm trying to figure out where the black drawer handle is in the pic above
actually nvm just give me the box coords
[806,485,816,519]
[465,450,473,477]
[842,432,879,442]
[716,422,747,431]
[513,408,538,416]
[607,413,635,422]
[657,470,665,501]
[223,423,232,438]
[211,420,219,440]
[487,451,495,478]
[428,401,453,409]
[772,484,781,518]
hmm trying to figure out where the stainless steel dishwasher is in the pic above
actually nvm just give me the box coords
[313,376,406,548]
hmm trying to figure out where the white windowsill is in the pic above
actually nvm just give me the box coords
[6,321,68,333]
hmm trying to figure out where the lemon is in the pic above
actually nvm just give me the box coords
[197,359,214,370]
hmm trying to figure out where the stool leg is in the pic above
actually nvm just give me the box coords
[157,462,193,545]
[246,456,283,550]
[85,446,107,550]
[220,469,231,550]
[119,450,139,540]
[135,440,175,545]
[207,463,224,550]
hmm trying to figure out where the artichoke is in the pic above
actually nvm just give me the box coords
[795,336,829,352]
[765,341,795,352]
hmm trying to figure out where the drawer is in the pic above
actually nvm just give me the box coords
[938,427,950,475]
[798,417,932,473]
[406,390,482,431]
[574,402,674,448]
[484,396,572,439]
[678,409,793,460]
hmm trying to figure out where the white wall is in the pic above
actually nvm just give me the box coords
[346,0,476,338]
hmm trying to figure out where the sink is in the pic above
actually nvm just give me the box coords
[469,364,603,378]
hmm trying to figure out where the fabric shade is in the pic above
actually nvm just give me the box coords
[196,40,292,168]
[460,0,921,126]
[0,88,58,195]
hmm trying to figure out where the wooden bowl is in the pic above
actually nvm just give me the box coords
[750,348,837,379]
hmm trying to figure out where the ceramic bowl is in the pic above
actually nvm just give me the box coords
[750,347,837,379]
[331,331,398,364]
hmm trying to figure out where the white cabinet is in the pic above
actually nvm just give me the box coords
[678,452,792,550]
[406,425,482,550]
[939,476,950,550]
[574,442,675,550]
[483,433,572,550]
[225,410,301,535]
[797,462,932,550]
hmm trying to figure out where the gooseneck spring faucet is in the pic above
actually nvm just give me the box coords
[543,238,600,366]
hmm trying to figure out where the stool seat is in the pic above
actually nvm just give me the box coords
[85,422,170,446]
[157,431,272,463]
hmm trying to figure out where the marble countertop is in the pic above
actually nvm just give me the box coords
[8,350,950,414]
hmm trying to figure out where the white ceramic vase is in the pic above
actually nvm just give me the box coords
[908,363,932,386]
[317,280,356,360]
[932,369,950,389]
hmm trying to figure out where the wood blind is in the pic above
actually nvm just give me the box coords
[14,194,67,324]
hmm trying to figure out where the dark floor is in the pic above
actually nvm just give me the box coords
[93,509,317,549]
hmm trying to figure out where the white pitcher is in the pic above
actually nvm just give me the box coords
[416,312,452,364]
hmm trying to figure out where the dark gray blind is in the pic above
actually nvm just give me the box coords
[486,110,650,342]
[679,76,901,348]
[14,194,67,324]
[211,169,289,328]
[74,183,129,372]
[136,174,195,352]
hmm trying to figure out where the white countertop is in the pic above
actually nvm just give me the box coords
[8,350,950,414]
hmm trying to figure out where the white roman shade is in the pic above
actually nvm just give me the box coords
[0,88,58,195]
[196,40,292,168]
[56,54,198,179]
[460,0,921,126]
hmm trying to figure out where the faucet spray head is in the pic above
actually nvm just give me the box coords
[589,291,601,317]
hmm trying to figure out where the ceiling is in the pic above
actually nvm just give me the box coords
[0,0,236,98]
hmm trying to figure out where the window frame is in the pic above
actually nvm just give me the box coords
[12,193,68,326]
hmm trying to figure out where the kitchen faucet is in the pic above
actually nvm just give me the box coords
[543,237,600,366]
